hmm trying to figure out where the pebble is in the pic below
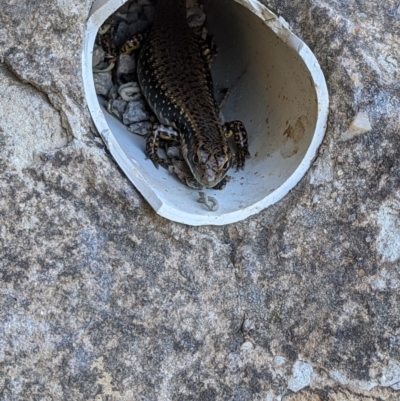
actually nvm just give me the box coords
[107,99,128,119]
[240,341,254,352]
[93,71,113,96]
[187,7,206,28]
[108,85,119,100]
[129,3,143,14]
[123,100,149,125]
[116,54,136,79]
[115,22,131,47]
[117,2,130,14]
[129,19,151,36]
[166,146,182,159]
[92,44,105,67]
[168,160,195,185]
[128,121,153,136]
[126,11,140,23]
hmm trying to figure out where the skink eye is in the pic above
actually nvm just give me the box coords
[193,154,200,164]
[222,160,230,169]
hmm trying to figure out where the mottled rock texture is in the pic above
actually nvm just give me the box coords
[1,0,400,400]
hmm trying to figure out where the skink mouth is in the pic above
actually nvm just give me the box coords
[198,173,226,189]
[202,181,219,189]
[188,153,232,189]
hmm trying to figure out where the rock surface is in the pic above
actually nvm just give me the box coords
[0,0,400,400]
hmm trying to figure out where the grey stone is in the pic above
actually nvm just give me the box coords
[107,98,128,119]
[93,71,113,96]
[108,84,119,100]
[112,98,128,114]
[1,0,400,399]
[122,100,149,124]
[128,121,152,136]
[114,10,152,45]
[116,2,130,14]
[92,44,105,67]
[187,6,206,28]
[166,145,183,159]
[114,21,131,47]
[116,53,136,80]
[129,3,143,14]
[126,10,140,23]
[129,19,151,36]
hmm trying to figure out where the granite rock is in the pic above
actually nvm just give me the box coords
[0,66,70,171]
[0,0,400,400]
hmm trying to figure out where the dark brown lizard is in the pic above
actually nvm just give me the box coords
[123,0,250,189]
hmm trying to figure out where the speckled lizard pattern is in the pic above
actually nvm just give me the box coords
[134,0,249,189]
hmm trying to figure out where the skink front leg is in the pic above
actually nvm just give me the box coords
[146,124,179,169]
[223,121,250,170]
[94,31,146,73]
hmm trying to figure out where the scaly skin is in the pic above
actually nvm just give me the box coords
[136,0,249,189]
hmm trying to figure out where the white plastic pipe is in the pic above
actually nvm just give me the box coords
[82,0,329,226]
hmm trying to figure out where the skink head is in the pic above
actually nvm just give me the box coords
[188,145,233,189]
